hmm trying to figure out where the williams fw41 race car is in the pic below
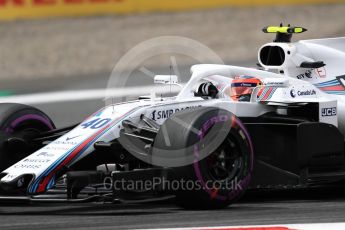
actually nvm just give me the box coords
[1,25,345,209]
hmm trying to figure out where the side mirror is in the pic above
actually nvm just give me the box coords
[154,75,179,85]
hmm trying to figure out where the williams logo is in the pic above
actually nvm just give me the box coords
[322,107,337,117]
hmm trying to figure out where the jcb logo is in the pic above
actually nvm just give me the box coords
[322,107,337,117]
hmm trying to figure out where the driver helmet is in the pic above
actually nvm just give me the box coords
[229,76,262,101]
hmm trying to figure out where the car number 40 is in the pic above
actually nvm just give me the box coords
[81,118,111,129]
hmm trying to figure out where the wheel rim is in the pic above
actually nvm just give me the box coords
[4,116,54,156]
[206,137,244,183]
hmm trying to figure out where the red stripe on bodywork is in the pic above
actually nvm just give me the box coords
[35,109,135,193]
[319,85,345,91]
[257,88,265,99]
[261,87,273,101]
[36,126,108,193]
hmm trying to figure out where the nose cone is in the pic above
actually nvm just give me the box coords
[0,174,33,194]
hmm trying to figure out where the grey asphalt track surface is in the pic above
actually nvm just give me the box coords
[1,189,345,230]
[2,61,345,229]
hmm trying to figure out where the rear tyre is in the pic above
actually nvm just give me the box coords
[152,107,254,209]
[0,103,55,172]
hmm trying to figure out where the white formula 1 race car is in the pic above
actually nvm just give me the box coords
[0,25,345,209]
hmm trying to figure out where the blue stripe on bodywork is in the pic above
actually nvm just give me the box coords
[29,107,141,193]
[314,79,340,87]
[324,91,345,95]
[266,87,277,100]
[258,87,269,101]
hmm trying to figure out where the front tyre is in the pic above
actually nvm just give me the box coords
[0,103,55,172]
[152,107,254,209]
